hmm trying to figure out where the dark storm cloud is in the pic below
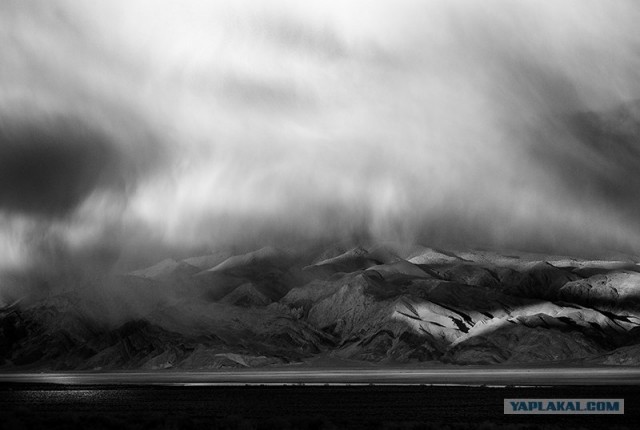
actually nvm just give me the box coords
[0,116,125,216]
[527,100,640,218]
[3,0,640,287]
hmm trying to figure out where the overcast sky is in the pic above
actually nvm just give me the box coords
[2,0,640,277]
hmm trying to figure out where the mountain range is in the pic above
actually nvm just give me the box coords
[3,243,640,370]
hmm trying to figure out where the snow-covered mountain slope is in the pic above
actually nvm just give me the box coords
[2,244,640,369]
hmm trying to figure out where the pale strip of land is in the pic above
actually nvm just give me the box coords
[2,367,640,386]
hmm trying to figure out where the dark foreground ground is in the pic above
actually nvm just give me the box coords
[1,384,638,430]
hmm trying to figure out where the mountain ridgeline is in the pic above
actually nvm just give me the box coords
[3,243,640,370]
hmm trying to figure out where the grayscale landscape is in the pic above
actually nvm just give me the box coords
[3,0,640,429]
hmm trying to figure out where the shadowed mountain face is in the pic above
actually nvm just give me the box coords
[2,244,640,370]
